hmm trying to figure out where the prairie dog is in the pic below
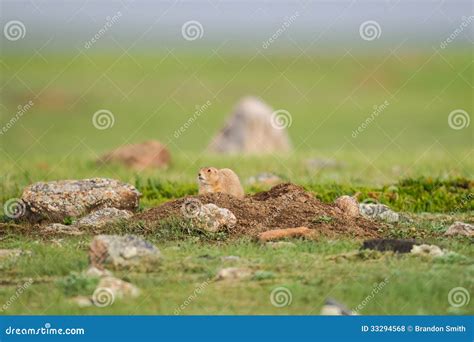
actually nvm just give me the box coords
[197,167,244,199]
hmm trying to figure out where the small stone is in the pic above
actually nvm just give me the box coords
[42,223,83,236]
[359,203,399,223]
[89,235,161,271]
[70,296,93,308]
[320,298,356,316]
[75,208,133,229]
[96,276,140,299]
[221,255,241,262]
[194,203,237,232]
[444,221,474,237]
[84,266,113,278]
[411,244,445,257]
[216,267,253,281]
[266,241,297,249]
[258,227,313,242]
[0,249,25,260]
[334,195,359,217]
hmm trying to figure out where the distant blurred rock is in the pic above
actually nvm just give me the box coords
[96,276,140,300]
[444,221,474,237]
[208,96,292,154]
[98,140,171,170]
[0,249,27,261]
[306,158,343,171]
[411,244,445,257]
[247,173,282,186]
[89,235,161,271]
[320,298,356,315]
[21,178,140,223]
[334,195,359,217]
[216,267,253,281]
[76,208,133,228]
[42,223,83,236]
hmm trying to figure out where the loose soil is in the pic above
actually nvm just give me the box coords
[135,183,384,238]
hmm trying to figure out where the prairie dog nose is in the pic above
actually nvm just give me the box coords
[198,172,202,177]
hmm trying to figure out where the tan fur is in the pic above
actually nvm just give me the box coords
[197,167,244,199]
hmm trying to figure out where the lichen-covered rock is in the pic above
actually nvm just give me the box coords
[194,203,237,232]
[444,221,474,237]
[41,223,83,236]
[76,208,133,228]
[20,178,140,223]
[335,195,359,217]
[359,203,399,223]
[89,235,161,271]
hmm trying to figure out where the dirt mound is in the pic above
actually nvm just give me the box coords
[135,183,383,238]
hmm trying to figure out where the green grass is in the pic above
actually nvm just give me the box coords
[0,50,473,315]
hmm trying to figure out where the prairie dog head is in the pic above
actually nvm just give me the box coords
[197,167,219,185]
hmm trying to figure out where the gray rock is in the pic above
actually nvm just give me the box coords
[321,298,357,315]
[76,208,133,228]
[20,178,140,223]
[444,221,474,237]
[194,203,237,232]
[89,235,161,271]
[411,244,445,257]
[207,96,292,154]
[84,266,113,278]
[359,203,399,223]
[95,276,140,301]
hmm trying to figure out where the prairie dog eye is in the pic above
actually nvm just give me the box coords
[207,169,211,173]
